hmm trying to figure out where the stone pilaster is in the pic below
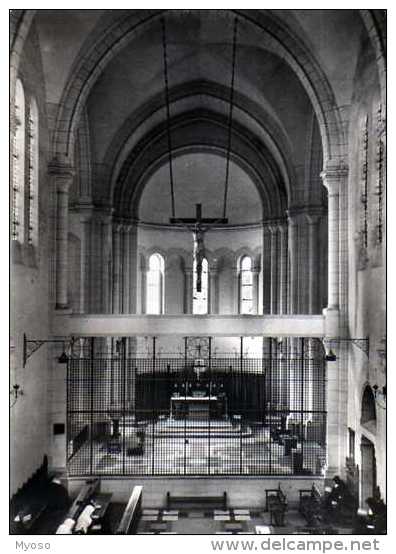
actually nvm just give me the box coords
[269,223,279,314]
[101,214,112,314]
[262,223,271,315]
[209,260,219,315]
[79,209,93,313]
[184,268,193,314]
[140,255,147,314]
[128,225,138,314]
[321,167,345,311]
[112,224,121,314]
[122,225,131,314]
[251,265,260,315]
[233,266,240,314]
[306,212,322,314]
[287,213,298,315]
[278,222,288,315]
[49,160,74,310]
[321,162,349,477]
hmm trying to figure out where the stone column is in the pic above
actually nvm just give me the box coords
[101,214,112,313]
[320,170,341,311]
[287,213,298,315]
[251,265,260,315]
[262,223,271,315]
[112,224,121,314]
[184,268,193,314]
[89,218,101,312]
[78,209,92,313]
[269,223,278,314]
[321,163,349,477]
[122,225,131,314]
[128,225,138,314]
[307,212,321,314]
[140,256,147,314]
[233,265,240,314]
[209,260,219,314]
[278,222,288,315]
[49,160,74,310]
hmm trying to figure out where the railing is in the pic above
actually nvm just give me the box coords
[66,345,327,477]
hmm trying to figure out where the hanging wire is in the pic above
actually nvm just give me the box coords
[161,16,176,219]
[222,16,238,220]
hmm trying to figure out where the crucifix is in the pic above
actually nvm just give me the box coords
[170,203,228,291]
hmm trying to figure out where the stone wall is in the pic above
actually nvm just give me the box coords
[10,21,51,496]
[346,34,386,500]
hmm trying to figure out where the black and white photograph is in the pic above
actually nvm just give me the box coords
[9,7,387,542]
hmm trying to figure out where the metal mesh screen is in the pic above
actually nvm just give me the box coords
[67,338,327,477]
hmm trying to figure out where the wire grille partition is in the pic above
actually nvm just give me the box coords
[67,338,327,477]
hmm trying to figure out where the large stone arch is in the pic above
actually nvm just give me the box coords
[9,10,36,102]
[51,9,345,165]
[97,80,297,203]
[359,9,386,109]
[112,111,287,219]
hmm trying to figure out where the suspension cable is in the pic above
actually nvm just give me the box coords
[161,16,176,219]
[222,16,238,220]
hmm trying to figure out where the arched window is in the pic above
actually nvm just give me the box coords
[240,256,253,314]
[361,385,377,427]
[28,97,39,246]
[193,258,208,314]
[12,79,25,242]
[146,253,164,314]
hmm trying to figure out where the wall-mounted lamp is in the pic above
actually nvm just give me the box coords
[10,384,23,407]
[325,349,337,362]
[322,337,370,361]
[23,333,74,367]
[372,383,386,409]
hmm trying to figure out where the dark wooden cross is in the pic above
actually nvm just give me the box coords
[170,203,228,292]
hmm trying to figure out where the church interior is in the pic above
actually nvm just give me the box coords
[10,9,386,535]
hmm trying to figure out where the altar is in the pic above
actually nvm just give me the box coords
[171,395,222,420]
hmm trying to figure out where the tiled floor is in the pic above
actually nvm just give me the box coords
[136,507,354,535]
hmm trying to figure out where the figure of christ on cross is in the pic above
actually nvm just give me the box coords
[170,203,228,292]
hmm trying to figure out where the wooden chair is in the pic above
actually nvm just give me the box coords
[299,483,323,526]
[265,484,287,526]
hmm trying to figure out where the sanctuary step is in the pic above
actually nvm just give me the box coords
[153,418,253,438]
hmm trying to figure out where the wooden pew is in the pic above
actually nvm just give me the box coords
[10,457,54,534]
[115,486,143,534]
[265,484,287,526]
[55,479,100,534]
[88,492,113,534]
[11,500,48,534]
[166,491,227,511]
[299,484,323,526]
[323,477,357,525]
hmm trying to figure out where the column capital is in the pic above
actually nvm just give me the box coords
[100,214,113,226]
[287,208,305,225]
[72,204,94,223]
[306,207,326,225]
[320,162,348,194]
[48,157,74,176]
[262,217,284,232]
[120,223,132,234]
[277,218,288,232]
[113,222,123,234]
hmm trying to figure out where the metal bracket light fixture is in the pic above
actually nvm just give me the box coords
[23,333,74,367]
[322,337,370,361]
[372,383,386,409]
[10,384,23,407]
